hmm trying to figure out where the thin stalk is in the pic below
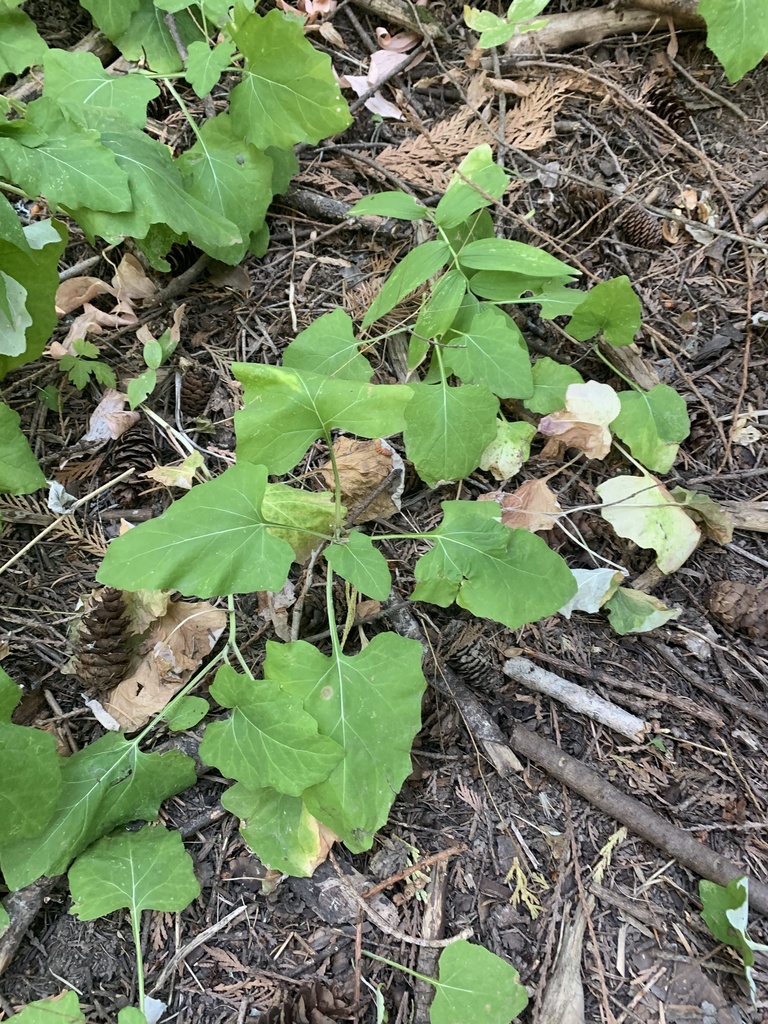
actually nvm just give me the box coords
[593,344,640,392]
[325,434,345,535]
[326,569,342,662]
[227,594,251,676]
[161,78,204,144]
[130,909,146,1012]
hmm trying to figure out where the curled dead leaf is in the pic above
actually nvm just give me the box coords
[319,437,404,522]
[539,381,620,460]
[56,276,116,316]
[81,389,141,443]
[479,479,562,532]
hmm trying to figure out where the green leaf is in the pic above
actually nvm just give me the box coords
[463,7,519,48]
[348,192,428,221]
[431,939,528,1024]
[42,48,159,130]
[9,991,85,1023]
[435,144,510,230]
[223,783,329,876]
[0,271,31,355]
[0,733,196,889]
[535,278,586,319]
[69,824,200,920]
[0,9,47,76]
[0,192,30,250]
[127,368,156,409]
[143,339,163,370]
[567,275,641,347]
[163,696,209,731]
[230,9,352,150]
[0,217,66,379]
[0,905,8,938]
[0,721,62,844]
[99,2,203,74]
[670,486,733,545]
[611,384,690,473]
[479,418,536,480]
[262,481,338,561]
[699,876,768,1003]
[697,0,768,82]
[0,401,46,493]
[412,269,467,343]
[458,238,577,278]
[403,381,498,486]
[0,666,21,721]
[325,532,392,600]
[265,632,427,851]
[362,240,451,328]
[441,208,495,252]
[176,112,273,265]
[201,665,344,796]
[445,302,533,399]
[97,464,296,598]
[79,0,141,41]
[185,39,236,98]
[234,364,412,475]
[412,500,577,629]
[604,587,680,635]
[467,269,549,302]
[524,357,584,415]
[282,308,373,381]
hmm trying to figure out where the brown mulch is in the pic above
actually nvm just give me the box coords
[2,1,768,1022]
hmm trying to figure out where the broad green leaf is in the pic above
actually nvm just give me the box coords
[163,696,209,731]
[458,238,576,278]
[176,112,273,264]
[69,129,241,254]
[567,275,641,347]
[362,240,451,328]
[431,940,528,1024]
[97,464,296,597]
[0,733,196,889]
[604,587,680,635]
[597,474,700,574]
[670,486,733,545]
[79,0,142,41]
[699,876,768,1003]
[413,269,467,342]
[0,721,62,843]
[265,632,427,851]
[325,532,392,600]
[479,418,536,480]
[224,784,331,876]
[0,401,46,494]
[435,144,510,230]
[119,1008,147,1024]
[698,0,768,83]
[442,208,495,253]
[9,991,85,1023]
[467,269,547,302]
[200,665,344,796]
[611,384,690,473]
[0,9,47,76]
[43,49,159,130]
[0,193,30,250]
[234,364,412,475]
[0,99,133,214]
[0,219,66,379]
[348,192,428,221]
[403,382,498,486]
[524,357,584,415]
[109,3,203,74]
[262,481,338,561]
[412,500,577,628]
[0,665,21,721]
[446,303,533,399]
[185,39,236,98]
[282,308,373,381]
[535,278,586,319]
[127,368,156,409]
[230,9,352,150]
[69,825,200,920]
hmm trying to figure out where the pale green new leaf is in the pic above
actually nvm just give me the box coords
[325,532,392,600]
[42,48,159,130]
[458,238,576,278]
[403,382,498,486]
[282,308,373,381]
[234,364,412,474]
[185,39,236,98]
[176,112,273,264]
[69,825,200,920]
[524,357,584,415]
[0,9,47,76]
[699,876,768,1003]
[0,733,196,889]
[479,418,536,480]
[97,464,296,597]
[611,384,690,473]
[697,0,768,83]
[264,633,427,851]
[0,720,62,844]
[446,303,533,399]
[463,8,520,48]
[435,144,510,229]
[224,784,330,876]
[431,940,528,1024]
[230,9,352,150]
[604,588,680,635]
[9,991,85,1023]
[200,665,344,796]
[362,240,451,328]
[348,192,428,221]
[412,500,577,628]
[0,402,45,494]
[262,481,337,561]
[567,275,641,347]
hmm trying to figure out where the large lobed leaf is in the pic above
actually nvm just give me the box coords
[0,402,46,493]
[697,0,768,83]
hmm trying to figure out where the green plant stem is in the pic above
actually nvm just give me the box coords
[0,180,32,198]
[161,77,204,144]
[362,949,437,986]
[226,594,251,676]
[593,344,640,392]
[130,909,146,1013]
[326,568,342,662]
[324,433,345,535]
[133,649,227,746]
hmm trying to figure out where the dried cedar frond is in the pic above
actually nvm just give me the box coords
[76,587,132,691]
[180,365,213,419]
[620,206,663,249]
[256,980,351,1024]
[647,84,692,135]
[708,581,768,639]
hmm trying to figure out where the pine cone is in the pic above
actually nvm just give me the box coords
[647,84,692,135]
[561,184,609,237]
[180,365,213,419]
[108,423,160,507]
[256,980,350,1024]
[620,206,662,249]
[708,581,768,639]
[76,587,132,691]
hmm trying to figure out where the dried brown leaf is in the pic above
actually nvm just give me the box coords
[479,479,562,532]
[319,437,403,522]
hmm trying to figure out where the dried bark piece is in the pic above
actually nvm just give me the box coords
[708,580,768,638]
[76,587,132,692]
